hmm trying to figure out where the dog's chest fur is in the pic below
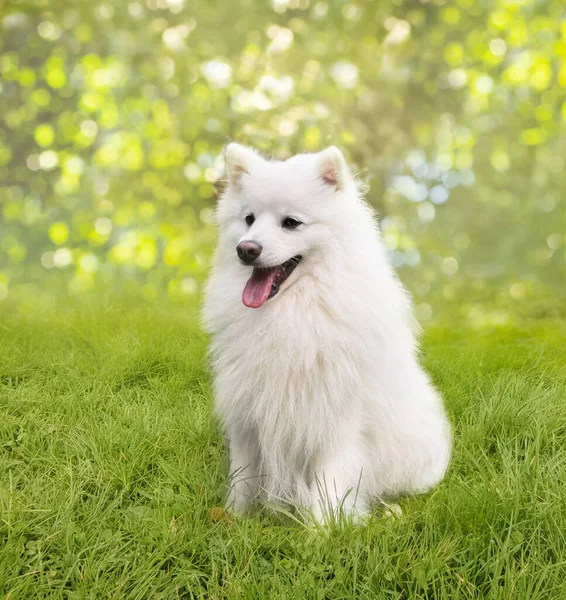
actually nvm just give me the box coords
[210,289,368,467]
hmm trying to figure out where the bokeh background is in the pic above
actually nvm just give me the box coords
[1,0,565,324]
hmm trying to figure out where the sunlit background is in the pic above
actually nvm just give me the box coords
[1,0,565,324]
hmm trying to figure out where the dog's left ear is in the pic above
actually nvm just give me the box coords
[317,146,350,190]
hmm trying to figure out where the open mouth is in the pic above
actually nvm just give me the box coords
[242,256,302,309]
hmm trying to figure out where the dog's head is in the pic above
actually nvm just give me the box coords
[215,144,357,308]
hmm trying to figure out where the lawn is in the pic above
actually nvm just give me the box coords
[1,296,565,599]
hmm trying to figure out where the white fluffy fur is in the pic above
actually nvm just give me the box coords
[202,144,452,523]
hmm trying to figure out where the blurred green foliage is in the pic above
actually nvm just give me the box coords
[1,0,565,322]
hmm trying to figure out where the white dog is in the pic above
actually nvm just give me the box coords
[202,144,451,523]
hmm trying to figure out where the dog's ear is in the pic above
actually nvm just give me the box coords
[316,146,350,190]
[224,143,261,187]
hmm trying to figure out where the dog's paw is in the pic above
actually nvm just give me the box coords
[381,502,403,519]
[308,501,371,528]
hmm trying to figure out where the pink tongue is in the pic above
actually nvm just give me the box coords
[242,267,279,308]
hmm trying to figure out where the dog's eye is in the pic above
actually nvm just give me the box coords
[245,214,255,226]
[282,217,302,229]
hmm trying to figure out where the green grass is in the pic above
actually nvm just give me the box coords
[1,297,566,599]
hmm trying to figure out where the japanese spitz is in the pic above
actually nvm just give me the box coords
[202,144,451,523]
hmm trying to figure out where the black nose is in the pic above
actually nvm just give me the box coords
[237,241,262,264]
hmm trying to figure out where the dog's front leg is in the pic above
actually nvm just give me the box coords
[226,430,259,515]
[310,447,369,524]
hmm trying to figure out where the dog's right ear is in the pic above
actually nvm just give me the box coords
[316,146,350,191]
[224,143,261,187]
